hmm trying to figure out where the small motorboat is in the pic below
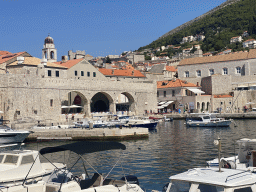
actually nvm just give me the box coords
[0,123,31,144]
[0,147,65,186]
[207,138,256,172]
[0,141,145,192]
[163,167,256,192]
[186,114,232,127]
[123,116,158,129]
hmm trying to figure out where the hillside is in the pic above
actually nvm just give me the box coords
[138,0,256,54]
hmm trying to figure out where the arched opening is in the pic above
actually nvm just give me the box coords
[44,51,47,59]
[50,51,54,59]
[197,102,200,110]
[61,91,87,114]
[116,92,135,113]
[207,102,210,112]
[91,92,113,113]
[202,102,205,112]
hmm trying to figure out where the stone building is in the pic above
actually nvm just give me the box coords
[157,79,210,113]
[0,36,157,127]
[178,49,256,112]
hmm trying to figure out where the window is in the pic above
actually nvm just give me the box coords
[236,66,241,74]
[4,155,18,165]
[185,71,189,77]
[34,110,37,114]
[50,99,53,107]
[209,69,214,76]
[48,70,51,77]
[234,187,253,192]
[55,71,59,77]
[21,155,34,165]
[81,71,84,76]
[164,91,166,97]
[196,70,201,77]
[93,72,96,77]
[157,91,159,97]
[50,51,54,59]
[0,155,4,163]
[223,68,228,75]
[172,90,175,97]
[220,102,223,105]
[87,72,90,77]
[74,71,77,76]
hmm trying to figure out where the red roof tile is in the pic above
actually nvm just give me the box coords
[0,51,12,56]
[0,52,27,64]
[213,94,233,98]
[166,66,177,72]
[157,79,198,88]
[54,58,84,68]
[179,49,256,66]
[98,68,145,78]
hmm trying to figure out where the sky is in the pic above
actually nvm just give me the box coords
[1,0,226,61]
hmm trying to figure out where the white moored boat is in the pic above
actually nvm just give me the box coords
[163,167,256,192]
[207,138,256,172]
[0,124,31,144]
[0,141,145,192]
[186,113,232,127]
[0,148,65,186]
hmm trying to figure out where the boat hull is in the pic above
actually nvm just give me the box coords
[0,131,30,144]
[186,120,231,127]
[123,122,158,129]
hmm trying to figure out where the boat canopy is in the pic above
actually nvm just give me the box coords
[39,141,126,155]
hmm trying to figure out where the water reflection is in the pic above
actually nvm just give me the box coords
[5,119,256,191]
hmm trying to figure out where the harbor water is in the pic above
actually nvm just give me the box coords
[12,119,256,191]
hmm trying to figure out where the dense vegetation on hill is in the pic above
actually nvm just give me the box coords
[138,0,256,54]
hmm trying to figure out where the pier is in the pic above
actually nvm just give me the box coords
[152,112,256,120]
[26,127,149,142]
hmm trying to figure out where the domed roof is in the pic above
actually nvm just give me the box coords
[44,35,54,44]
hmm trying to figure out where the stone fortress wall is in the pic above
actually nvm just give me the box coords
[0,72,157,128]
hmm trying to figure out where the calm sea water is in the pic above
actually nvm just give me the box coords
[10,119,256,191]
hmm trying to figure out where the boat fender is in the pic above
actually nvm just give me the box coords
[120,175,139,185]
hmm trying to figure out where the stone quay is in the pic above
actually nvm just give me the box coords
[25,127,149,142]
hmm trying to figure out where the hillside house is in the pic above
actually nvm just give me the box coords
[230,36,242,44]
[243,39,256,48]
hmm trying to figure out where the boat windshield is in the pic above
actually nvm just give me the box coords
[3,155,19,165]
[203,116,210,119]
[169,181,224,192]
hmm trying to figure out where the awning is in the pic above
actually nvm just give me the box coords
[158,101,174,108]
[39,141,126,155]
[157,106,164,109]
[187,88,205,94]
[61,105,83,109]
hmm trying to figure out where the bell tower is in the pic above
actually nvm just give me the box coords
[42,35,57,62]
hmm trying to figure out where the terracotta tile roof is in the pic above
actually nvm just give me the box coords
[213,94,233,98]
[166,66,177,72]
[98,68,145,78]
[0,52,27,64]
[244,39,255,42]
[157,79,198,89]
[54,58,84,69]
[0,51,12,56]
[9,57,67,68]
[179,49,256,66]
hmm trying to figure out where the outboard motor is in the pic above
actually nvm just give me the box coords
[121,175,139,185]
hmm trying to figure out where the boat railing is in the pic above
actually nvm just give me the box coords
[225,170,250,183]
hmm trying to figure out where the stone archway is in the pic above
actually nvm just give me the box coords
[91,92,114,113]
[116,92,135,113]
[61,91,88,115]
